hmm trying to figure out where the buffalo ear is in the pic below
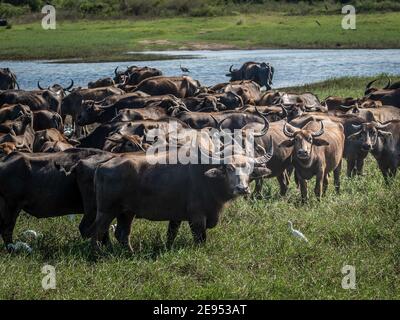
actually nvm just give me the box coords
[279,140,294,148]
[251,167,272,180]
[313,139,330,146]
[204,168,224,178]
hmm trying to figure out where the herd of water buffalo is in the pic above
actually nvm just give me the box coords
[0,61,399,253]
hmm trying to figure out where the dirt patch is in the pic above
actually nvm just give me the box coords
[138,39,239,50]
[138,39,177,46]
[179,42,239,50]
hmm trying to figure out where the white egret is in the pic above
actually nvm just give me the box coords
[288,220,309,243]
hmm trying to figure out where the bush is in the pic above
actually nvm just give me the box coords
[3,0,43,11]
[0,2,30,18]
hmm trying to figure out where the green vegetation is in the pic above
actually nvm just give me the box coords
[1,76,399,300]
[1,12,399,62]
[1,0,400,19]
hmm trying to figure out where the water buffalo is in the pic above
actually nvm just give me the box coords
[349,121,400,183]
[364,77,400,107]
[176,110,264,130]
[280,120,345,202]
[90,140,273,252]
[322,96,358,112]
[88,77,115,88]
[0,90,62,114]
[114,66,162,85]
[0,104,31,124]
[33,128,73,153]
[131,76,201,98]
[0,149,115,251]
[0,68,19,90]
[226,62,274,90]
[61,86,124,137]
[118,66,163,87]
[76,95,188,125]
[220,80,261,105]
[32,110,63,132]
[37,79,74,98]
[346,104,400,122]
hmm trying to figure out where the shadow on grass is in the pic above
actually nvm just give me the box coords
[16,228,198,264]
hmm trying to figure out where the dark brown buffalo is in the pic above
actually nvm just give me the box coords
[88,77,115,88]
[280,120,345,202]
[0,104,31,124]
[176,110,264,130]
[0,90,62,114]
[78,119,187,150]
[364,77,400,107]
[0,68,19,90]
[33,128,72,153]
[243,105,288,122]
[349,120,400,183]
[114,66,162,85]
[61,86,124,136]
[131,76,201,98]
[37,80,74,99]
[118,66,163,87]
[0,109,34,147]
[0,149,115,251]
[103,133,150,153]
[90,142,273,252]
[76,94,186,125]
[0,109,32,136]
[220,80,261,105]
[346,105,400,122]
[290,113,368,177]
[226,62,274,89]
[322,96,358,112]
[33,110,63,132]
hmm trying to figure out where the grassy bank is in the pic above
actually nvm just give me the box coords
[0,76,399,299]
[0,12,399,62]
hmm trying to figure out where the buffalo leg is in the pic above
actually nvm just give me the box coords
[166,221,182,248]
[347,158,356,178]
[189,218,207,244]
[91,211,115,253]
[378,164,390,185]
[334,161,342,193]
[0,206,18,252]
[79,214,95,239]
[314,171,324,200]
[297,173,308,203]
[356,158,365,176]
[322,174,329,196]
[115,214,134,252]
[254,179,263,196]
[277,172,289,196]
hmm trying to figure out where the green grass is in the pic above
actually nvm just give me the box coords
[1,76,400,299]
[1,12,400,61]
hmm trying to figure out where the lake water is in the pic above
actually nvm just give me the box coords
[1,49,400,90]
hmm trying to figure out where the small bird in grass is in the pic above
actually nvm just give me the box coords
[7,242,33,254]
[288,221,309,243]
[180,64,190,73]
